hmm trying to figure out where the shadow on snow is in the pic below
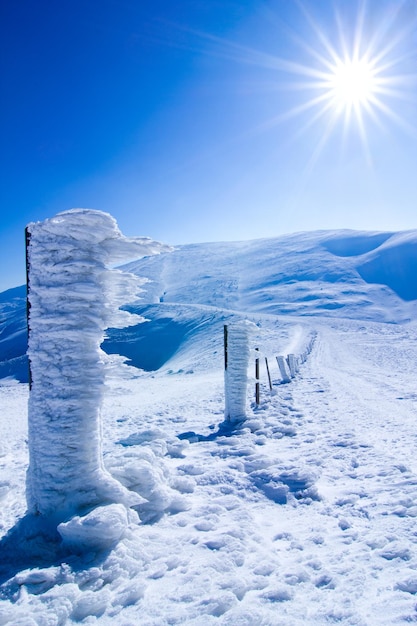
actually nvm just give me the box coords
[0,514,111,595]
[177,419,247,443]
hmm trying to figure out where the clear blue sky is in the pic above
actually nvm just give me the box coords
[1,0,416,291]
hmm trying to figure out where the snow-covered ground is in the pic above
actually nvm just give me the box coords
[1,228,417,624]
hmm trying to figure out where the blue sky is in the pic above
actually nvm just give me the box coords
[1,0,416,291]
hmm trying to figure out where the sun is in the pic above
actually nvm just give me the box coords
[187,0,416,167]
[266,1,417,167]
[328,57,377,111]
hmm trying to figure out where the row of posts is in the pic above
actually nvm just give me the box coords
[224,324,315,412]
[254,338,315,404]
[255,351,297,403]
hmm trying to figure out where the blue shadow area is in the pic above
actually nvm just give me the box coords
[0,514,64,589]
[357,242,417,301]
[0,514,113,592]
[103,310,192,371]
[0,300,196,379]
[322,233,392,257]
[0,285,28,382]
[178,419,245,443]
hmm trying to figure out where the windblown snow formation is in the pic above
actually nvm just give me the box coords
[25,209,171,520]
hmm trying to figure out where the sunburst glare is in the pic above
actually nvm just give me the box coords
[276,1,417,168]
[190,0,417,169]
[328,57,377,110]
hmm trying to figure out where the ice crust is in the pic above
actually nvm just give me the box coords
[25,209,171,520]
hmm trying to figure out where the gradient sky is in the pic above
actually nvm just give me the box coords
[1,0,416,291]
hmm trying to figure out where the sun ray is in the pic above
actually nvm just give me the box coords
[365,0,412,62]
[294,96,338,138]
[304,111,340,175]
[355,101,373,166]
[370,97,417,137]
[294,0,340,66]
[361,97,386,134]
[335,10,350,64]
[352,1,366,61]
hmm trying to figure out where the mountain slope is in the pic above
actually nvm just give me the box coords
[122,229,417,322]
[0,285,29,381]
[1,229,417,382]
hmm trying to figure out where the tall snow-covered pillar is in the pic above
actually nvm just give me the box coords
[26,209,171,521]
[224,321,253,423]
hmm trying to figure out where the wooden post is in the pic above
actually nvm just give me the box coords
[224,324,228,371]
[265,357,273,391]
[25,226,32,390]
[255,348,260,405]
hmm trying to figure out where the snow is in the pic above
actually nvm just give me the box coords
[1,226,417,623]
[122,229,417,322]
[57,504,133,553]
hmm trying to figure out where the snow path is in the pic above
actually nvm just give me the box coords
[285,321,417,624]
[1,319,417,624]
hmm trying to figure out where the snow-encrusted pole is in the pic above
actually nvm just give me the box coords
[287,353,298,378]
[26,209,171,522]
[224,321,252,423]
[276,355,291,383]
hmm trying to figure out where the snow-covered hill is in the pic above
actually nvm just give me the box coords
[0,285,28,382]
[121,229,417,321]
[1,228,417,625]
[2,229,417,382]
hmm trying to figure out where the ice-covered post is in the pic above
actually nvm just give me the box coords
[276,355,291,384]
[224,321,252,423]
[25,209,171,522]
[287,354,297,378]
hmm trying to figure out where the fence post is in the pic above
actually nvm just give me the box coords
[265,357,273,391]
[255,348,260,405]
[25,226,33,390]
[276,355,291,383]
[287,353,297,378]
[224,324,228,371]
